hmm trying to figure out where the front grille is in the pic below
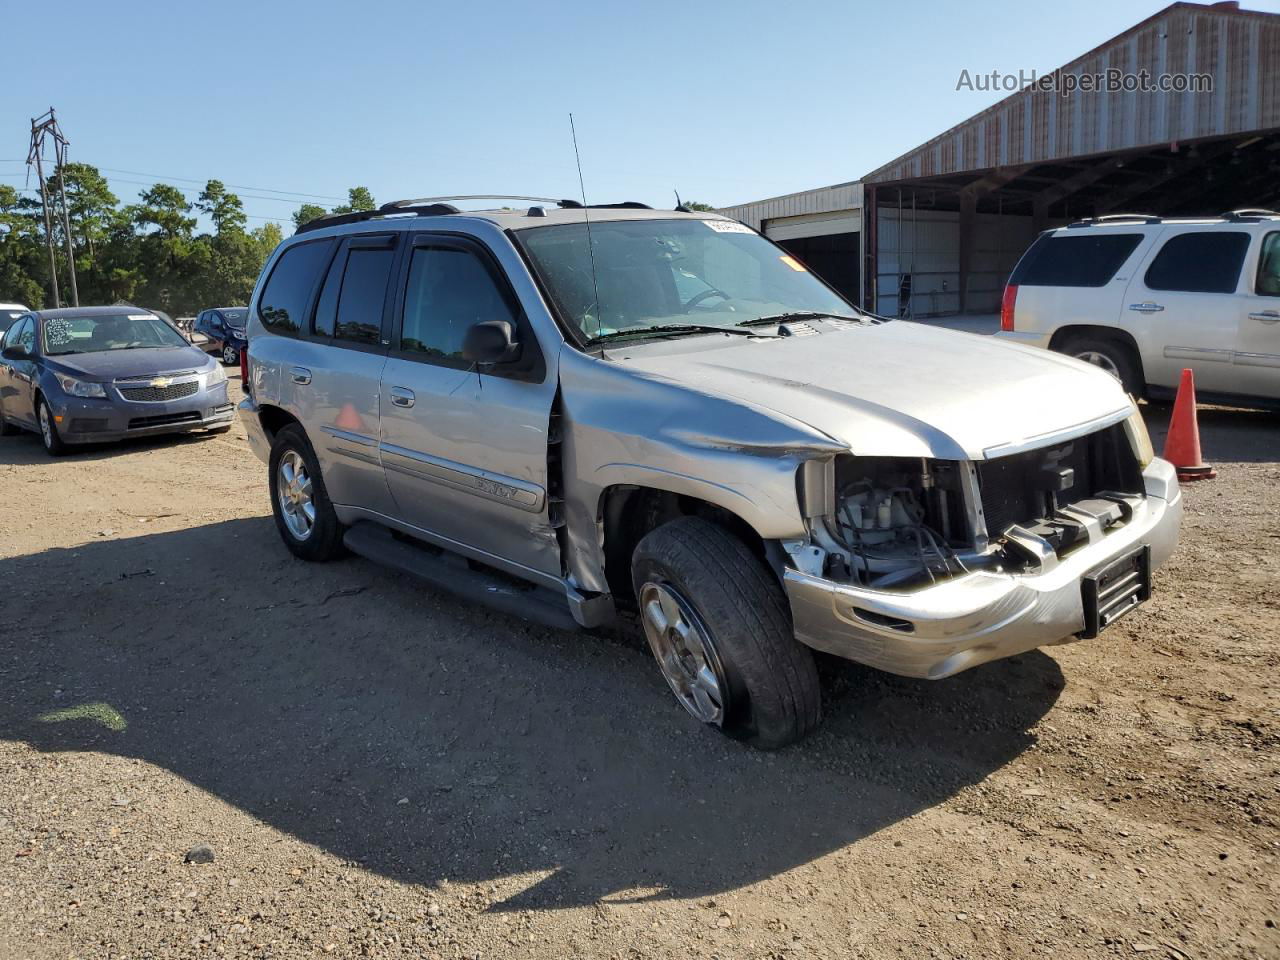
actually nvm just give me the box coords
[978,424,1140,536]
[117,370,198,381]
[119,381,199,403]
[128,411,201,430]
[68,418,109,433]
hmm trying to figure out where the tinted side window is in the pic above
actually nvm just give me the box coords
[1256,232,1280,297]
[1009,233,1143,287]
[1144,231,1249,294]
[258,240,333,334]
[334,247,395,345]
[400,246,518,361]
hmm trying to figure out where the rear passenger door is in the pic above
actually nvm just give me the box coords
[301,233,401,516]
[1124,227,1250,393]
[377,234,560,579]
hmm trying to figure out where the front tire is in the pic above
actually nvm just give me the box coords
[631,517,821,749]
[221,343,239,365]
[1060,335,1142,397]
[268,424,345,561]
[38,398,69,456]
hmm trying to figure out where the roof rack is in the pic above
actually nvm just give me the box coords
[1066,213,1161,228]
[1222,208,1280,221]
[294,195,657,235]
[294,203,460,235]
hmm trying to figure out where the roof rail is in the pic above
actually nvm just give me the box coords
[1222,208,1280,221]
[381,195,570,210]
[1066,213,1161,228]
[294,203,460,235]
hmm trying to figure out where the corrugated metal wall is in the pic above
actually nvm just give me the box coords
[717,182,863,230]
[876,209,1035,317]
[866,3,1280,184]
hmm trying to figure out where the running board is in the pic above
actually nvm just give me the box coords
[342,521,580,632]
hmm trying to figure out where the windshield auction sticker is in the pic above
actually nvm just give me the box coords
[702,220,755,234]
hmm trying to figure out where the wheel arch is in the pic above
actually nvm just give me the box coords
[257,403,301,445]
[597,483,783,612]
[1049,325,1146,390]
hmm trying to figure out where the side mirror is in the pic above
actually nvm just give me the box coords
[462,320,521,365]
[2,344,28,361]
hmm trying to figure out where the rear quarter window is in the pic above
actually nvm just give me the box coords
[258,239,334,335]
[1009,233,1143,288]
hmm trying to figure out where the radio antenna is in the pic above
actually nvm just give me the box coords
[569,113,603,340]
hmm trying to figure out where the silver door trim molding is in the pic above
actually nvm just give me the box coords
[380,442,545,513]
[1233,351,1280,369]
[1163,345,1233,363]
[320,425,378,447]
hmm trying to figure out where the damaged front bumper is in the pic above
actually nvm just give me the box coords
[783,458,1182,679]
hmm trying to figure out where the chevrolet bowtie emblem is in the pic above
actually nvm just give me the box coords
[150,377,173,388]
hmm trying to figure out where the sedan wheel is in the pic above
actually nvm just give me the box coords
[638,580,729,726]
[222,344,238,365]
[38,399,68,456]
[276,449,316,541]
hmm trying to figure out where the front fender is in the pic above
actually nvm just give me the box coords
[557,347,844,593]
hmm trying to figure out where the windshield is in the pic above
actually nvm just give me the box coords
[517,219,857,341]
[42,312,191,356]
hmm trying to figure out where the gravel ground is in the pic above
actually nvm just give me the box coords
[1,377,1277,960]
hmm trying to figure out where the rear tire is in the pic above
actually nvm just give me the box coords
[268,424,346,561]
[1059,335,1142,397]
[631,517,821,749]
[37,398,69,457]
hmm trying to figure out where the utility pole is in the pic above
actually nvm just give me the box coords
[27,108,79,307]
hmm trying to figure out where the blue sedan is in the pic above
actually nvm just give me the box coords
[0,306,234,456]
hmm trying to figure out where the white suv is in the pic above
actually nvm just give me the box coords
[996,210,1280,407]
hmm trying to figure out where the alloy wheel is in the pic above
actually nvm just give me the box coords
[638,581,729,725]
[39,404,54,449]
[1074,349,1121,380]
[276,449,315,541]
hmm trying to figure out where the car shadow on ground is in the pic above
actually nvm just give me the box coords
[0,421,231,464]
[1142,401,1279,464]
[0,517,1062,911]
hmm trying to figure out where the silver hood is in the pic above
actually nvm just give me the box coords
[609,321,1134,461]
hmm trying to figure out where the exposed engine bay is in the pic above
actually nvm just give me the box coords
[804,423,1146,590]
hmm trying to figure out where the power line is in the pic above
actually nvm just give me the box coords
[96,167,346,202]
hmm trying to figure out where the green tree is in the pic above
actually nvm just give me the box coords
[331,186,375,214]
[196,180,247,235]
[683,200,716,212]
[292,203,326,228]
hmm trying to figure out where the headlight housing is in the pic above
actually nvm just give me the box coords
[1124,406,1155,468]
[53,372,107,399]
[206,363,227,386]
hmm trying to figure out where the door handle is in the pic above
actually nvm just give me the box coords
[1128,302,1165,313]
[289,366,312,385]
[390,386,415,408]
[1247,310,1280,323]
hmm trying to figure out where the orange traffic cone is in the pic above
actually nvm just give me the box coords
[1162,368,1216,481]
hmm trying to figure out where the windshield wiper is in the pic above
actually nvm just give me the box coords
[585,323,776,346]
[736,311,857,327]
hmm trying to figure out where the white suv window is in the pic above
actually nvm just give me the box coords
[1144,231,1250,294]
[1009,233,1142,287]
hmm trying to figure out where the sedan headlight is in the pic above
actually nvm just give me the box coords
[206,363,227,386]
[1124,406,1155,468]
[53,372,107,399]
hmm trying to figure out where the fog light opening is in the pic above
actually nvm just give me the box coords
[851,607,914,633]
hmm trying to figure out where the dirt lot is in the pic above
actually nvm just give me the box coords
[1,376,1277,960]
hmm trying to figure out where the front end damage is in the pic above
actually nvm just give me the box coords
[783,412,1182,678]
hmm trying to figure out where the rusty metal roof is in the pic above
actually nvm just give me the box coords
[865,2,1280,185]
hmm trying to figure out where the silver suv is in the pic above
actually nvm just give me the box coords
[240,197,1182,747]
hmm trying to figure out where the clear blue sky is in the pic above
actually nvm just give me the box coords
[2,0,1276,228]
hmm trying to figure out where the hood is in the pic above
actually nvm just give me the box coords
[46,345,212,382]
[609,321,1134,461]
